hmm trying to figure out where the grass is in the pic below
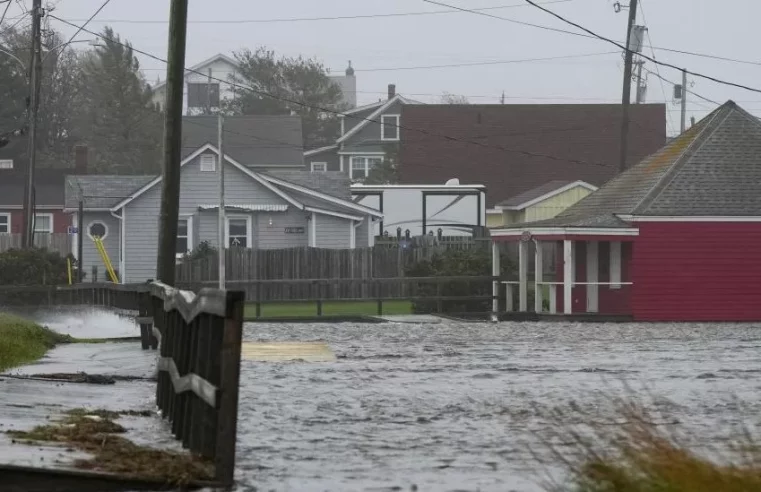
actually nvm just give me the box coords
[244,300,413,319]
[538,399,761,492]
[0,313,73,372]
[8,408,214,484]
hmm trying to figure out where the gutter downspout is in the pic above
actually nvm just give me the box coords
[110,209,125,284]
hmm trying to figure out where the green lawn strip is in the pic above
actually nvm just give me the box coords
[0,313,74,372]
[244,300,413,319]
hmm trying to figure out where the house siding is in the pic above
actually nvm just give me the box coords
[3,209,70,234]
[256,209,309,249]
[342,107,378,137]
[490,186,594,228]
[355,217,371,248]
[631,222,761,322]
[123,152,290,283]
[77,212,122,281]
[315,213,351,249]
[306,149,341,172]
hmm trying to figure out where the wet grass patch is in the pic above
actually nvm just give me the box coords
[539,399,761,492]
[7,408,214,484]
[0,313,74,372]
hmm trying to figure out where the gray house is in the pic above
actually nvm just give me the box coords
[64,118,382,283]
[305,86,415,181]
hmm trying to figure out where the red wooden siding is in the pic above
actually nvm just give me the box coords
[632,222,761,321]
[0,210,70,234]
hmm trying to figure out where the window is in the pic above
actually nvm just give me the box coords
[87,221,108,240]
[226,216,251,248]
[33,213,53,234]
[381,114,400,140]
[176,218,192,257]
[200,154,216,172]
[0,213,9,233]
[0,159,13,169]
[311,162,327,172]
[187,82,220,109]
[350,156,383,180]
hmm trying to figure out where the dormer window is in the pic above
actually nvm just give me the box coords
[200,154,216,172]
[381,114,400,141]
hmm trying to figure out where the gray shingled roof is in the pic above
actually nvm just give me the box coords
[65,175,154,209]
[264,170,351,199]
[496,180,576,209]
[505,101,761,229]
[182,115,304,166]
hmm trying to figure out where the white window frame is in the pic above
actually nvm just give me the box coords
[381,114,400,141]
[311,162,328,172]
[86,220,109,240]
[350,156,384,180]
[0,213,10,234]
[224,215,253,249]
[200,154,216,172]
[175,216,193,258]
[33,213,54,234]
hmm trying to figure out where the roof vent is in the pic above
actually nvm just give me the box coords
[445,178,460,186]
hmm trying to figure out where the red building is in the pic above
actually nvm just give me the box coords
[490,101,761,322]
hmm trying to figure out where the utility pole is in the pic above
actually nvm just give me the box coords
[634,59,645,104]
[618,0,638,173]
[218,114,226,289]
[680,69,687,133]
[77,200,84,283]
[156,0,189,285]
[206,67,212,115]
[500,91,505,104]
[21,0,44,248]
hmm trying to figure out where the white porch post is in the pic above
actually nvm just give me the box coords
[563,239,573,314]
[518,239,529,312]
[534,240,543,313]
[491,241,500,316]
[586,241,599,313]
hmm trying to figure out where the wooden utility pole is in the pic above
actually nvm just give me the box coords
[618,0,639,173]
[680,69,687,133]
[156,0,189,285]
[21,0,44,248]
[218,114,226,289]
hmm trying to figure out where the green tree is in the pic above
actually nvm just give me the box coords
[364,143,400,184]
[224,47,347,149]
[74,27,162,174]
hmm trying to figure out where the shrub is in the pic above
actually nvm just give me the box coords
[0,247,76,286]
[182,241,217,262]
[405,247,515,314]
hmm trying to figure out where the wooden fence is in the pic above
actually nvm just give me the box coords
[0,233,71,255]
[0,282,244,488]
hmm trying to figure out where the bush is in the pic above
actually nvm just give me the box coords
[0,248,77,286]
[405,247,515,314]
[182,241,218,262]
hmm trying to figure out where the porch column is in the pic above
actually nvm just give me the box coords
[534,240,543,313]
[563,239,573,314]
[518,239,529,312]
[586,241,599,313]
[491,241,500,316]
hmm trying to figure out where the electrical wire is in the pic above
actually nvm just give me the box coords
[58,0,572,24]
[637,0,674,135]
[641,66,720,106]
[61,0,112,48]
[521,0,761,95]
[0,0,12,27]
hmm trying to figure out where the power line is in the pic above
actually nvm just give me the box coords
[50,15,630,170]
[0,0,12,27]
[60,0,111,48]
[638,0,674,135]
[57,0,572,24]
[641,66,720,106]
[522,0,761,95]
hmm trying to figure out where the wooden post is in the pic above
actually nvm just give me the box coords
[215,291,244,485]
[78,200,84,283]
[534,240,543,313]
[156,0,189,285]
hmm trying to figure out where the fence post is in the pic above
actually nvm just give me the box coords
[215,290,244,486]
[436,280,443,314]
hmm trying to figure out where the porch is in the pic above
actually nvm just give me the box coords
[490,228,638,319]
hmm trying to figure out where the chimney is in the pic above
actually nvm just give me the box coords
[388,84,396,100]
[74,145,88,174]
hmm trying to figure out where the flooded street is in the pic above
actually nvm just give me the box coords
[237,321,761,492]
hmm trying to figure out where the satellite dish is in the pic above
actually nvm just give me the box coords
[445,178,460,186]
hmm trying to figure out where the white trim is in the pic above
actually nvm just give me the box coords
[33,213,54,234]
[71,213,78,260]
[309,212,317,247]
[119,208,126,283]
[618,214,761,222]
[498,181,599,211]
[352,183,486,191]
[247,164,305,169]
[349,155,384,181]
[349,220,356,249]
[310,162,328,172]
[491,227,639,237]
[199,154,216,172]
[367,217,375,247]
[339,155,344,172]
[338,151,386,155]
[534,239,543,313]
[224,214,253,249]
[304,145,338,157]
[152,53,239,92]
[304,206,363,221]
[486,208,502,215]
[380,114,400,141]
[261,175,383,218]
[63,207,112,213]
[111,143,303,211]
[341,99,386,115]
[0,205,62,210]
[175,215,193,259]
[336,94,407,144]
[518,240,529,312]
[563,240,573,315]
[86,220,110,241]
[610,241,622,290]
[0,212,10,234]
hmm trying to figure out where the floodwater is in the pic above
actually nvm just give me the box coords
[236,321,761,492]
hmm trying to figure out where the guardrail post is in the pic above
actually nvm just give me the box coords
[215,290,244,486]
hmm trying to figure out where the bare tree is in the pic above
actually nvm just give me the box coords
[439,92,470,105]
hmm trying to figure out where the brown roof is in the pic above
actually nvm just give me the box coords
[518,100,761,229]
[399,104,667,207]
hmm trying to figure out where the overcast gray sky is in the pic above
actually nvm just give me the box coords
[6,0,760,135]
